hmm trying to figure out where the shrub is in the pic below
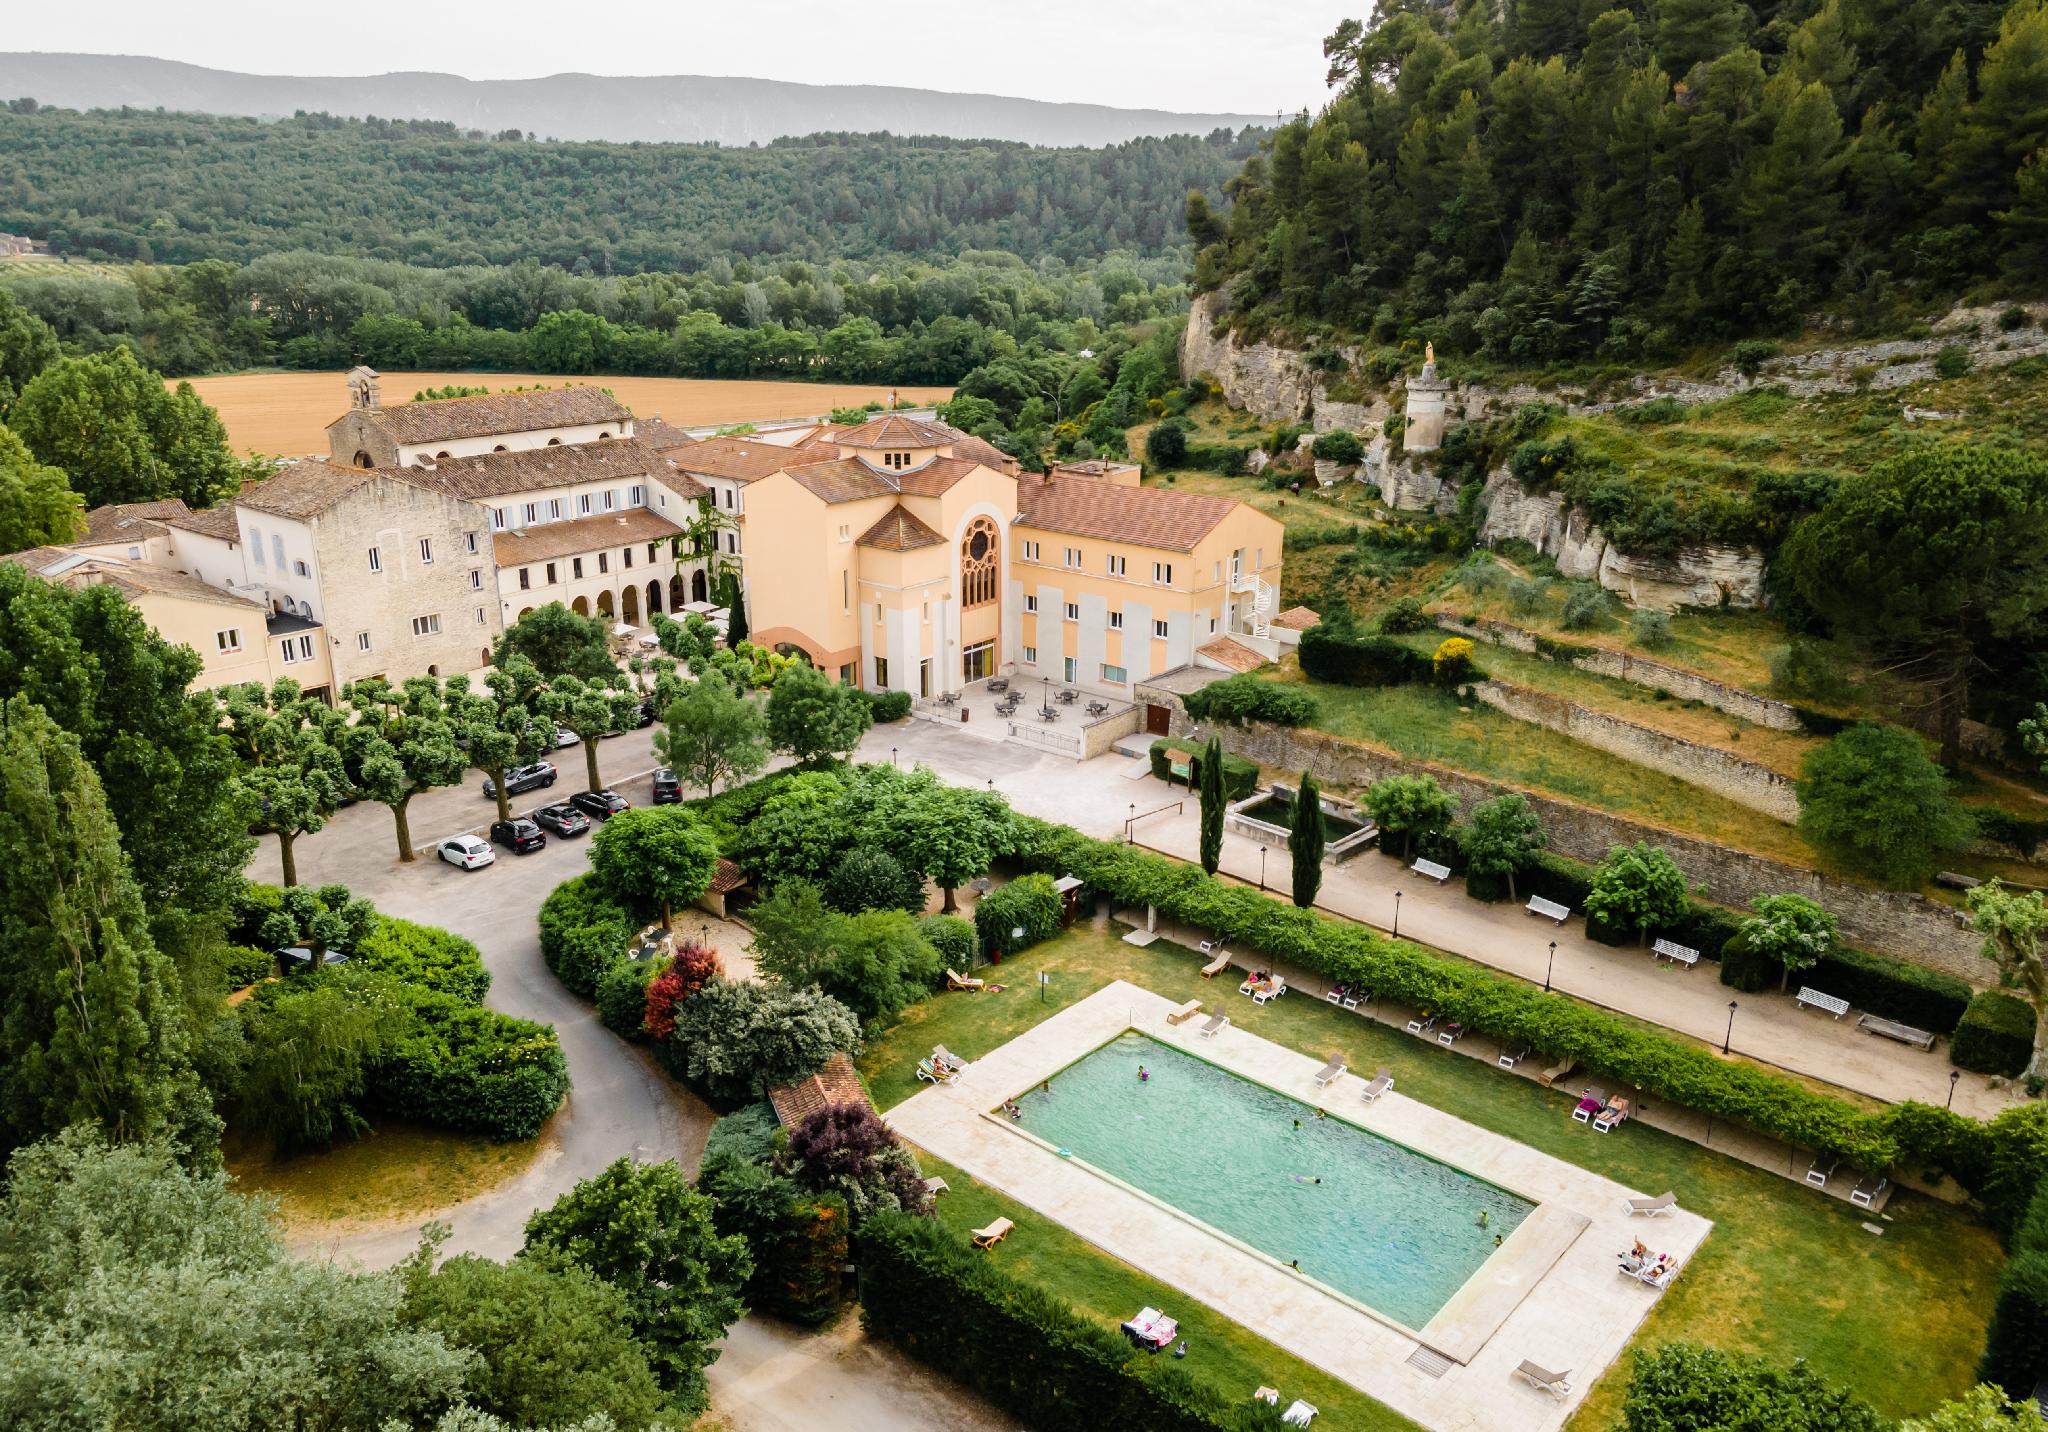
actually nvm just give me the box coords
[664,979,861,1108]
[1736,943,1972,1031]
[974,873,1063,959]
[1981,1251,2048,1397]
[1796,724,1970,888]
[1310,429,1364,465]
[1560,583,1608,631]
[2000,305,2032,332]
[1148,739,1258,799]
[595,957,658,1040]
[858,1213,1265,1432]
[1508,576,1548,616]
[1179,674,1314,726]
[1953,991,2037,1076]
[1431,636,1477,685]
[219,943,275,989]
[1297,623,1432,686]
[354,917,492,1004]
[1377,596,1431,634]
[1365,774,1458,860]
[1144,419,1189,468]
[699,1150,847,1326]
[1934,343,1973,379]
[864,689,913,722]
[374,985,569,1140]
[780,1103,930,1222]
[824,847,928,915]
[918,913,977,968]
[1630,609,1673,648]
[538,873,639,999]
[644,942,723,1041]
[1974,807,2048,860]
[1621,1344,1885,1432]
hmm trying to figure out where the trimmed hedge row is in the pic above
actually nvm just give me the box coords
[1297,623,1433,686]
[1006,813,2048,1226]
[975,873,1063,960]
[1180,675,1317,727]
[1810,946,1972,1033]
[1148,739,1258,801]
[1954,991,2038,1077]
[858,1213,1280,1432]
[1983,1179,2048,1393]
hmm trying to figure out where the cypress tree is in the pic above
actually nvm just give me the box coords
[1197,735,1226,877]
[722,569,749,646]
[1291,771,1326,910]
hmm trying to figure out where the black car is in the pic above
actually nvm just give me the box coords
[489,818,547,853]
[483,761,557,799]
[651,768,682,805]
[531,802,593,837]
[635,700,658,727]
[277,946,350,976]
[570,788,630,820]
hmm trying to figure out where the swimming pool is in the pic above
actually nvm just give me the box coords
[1012,1031,1533,1328]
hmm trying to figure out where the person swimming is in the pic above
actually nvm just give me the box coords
[1477,1210,1490,1229]
[1493,1234,1504,1247]
[1287,1259,1301,1271]
[1292,1174,1321,1185]
[1137,1066,1149,1082]
[1292,1118,1301,1131]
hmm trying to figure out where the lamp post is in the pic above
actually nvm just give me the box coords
[1948,1070,1960,1109]
[1392,889,1403,939]
[891,746,898,767]
[1722,1000,1738,1056]
[1544,940,1557,994]
[1259,845,1268,892]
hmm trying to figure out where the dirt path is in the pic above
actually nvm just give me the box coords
[704,1311,1021,1432]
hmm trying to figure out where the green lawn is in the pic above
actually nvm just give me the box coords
[863,926,2002,1430]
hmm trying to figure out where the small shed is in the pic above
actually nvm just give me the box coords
[1053,873,1085,927]
[767,1051,872,1130]
[696,857,750,918]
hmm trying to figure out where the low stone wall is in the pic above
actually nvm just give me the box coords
[1438,614,1803,731]
[1471,679,1799,822]
[1156,703,1990,980]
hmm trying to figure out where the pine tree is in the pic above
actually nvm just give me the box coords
[0,696,215,1160]
[1290,772,1326,910]
[1652,0,1749,78]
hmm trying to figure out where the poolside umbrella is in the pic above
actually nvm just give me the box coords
[1042,676,1051,715]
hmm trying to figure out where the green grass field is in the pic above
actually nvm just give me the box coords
[862,925,2002,1429]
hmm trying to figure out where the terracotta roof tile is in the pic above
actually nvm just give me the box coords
[399,437,673,503]
[767,1051,871,1129]
[857,505,945,551]
[163,503,244,543]
[237,459,394,519]
[707,857,748,895]
[78,499,191,545]
[672,436,805,484]
[634,416,699,453]
[833,414,954,449]
[490,507,683,565]
[1197,636,1270,673]
[1272,606,1322,631]
[1015,476,1240,553]
[2,547,261,611]
[338,386,630,445]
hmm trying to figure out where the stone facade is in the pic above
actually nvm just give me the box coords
[1155,701,1990,979]
[1470,678,1800,821]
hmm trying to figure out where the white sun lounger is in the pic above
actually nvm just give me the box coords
[1313,1056,1345,1088]
[1200,1013,1229,1037]
[1515,1361,1571,1398]
[1360,1066,1393,1102]
[1622,1192,1677,1217]
[1282,1401,1317,1427]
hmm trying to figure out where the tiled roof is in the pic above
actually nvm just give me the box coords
[339,386,630,445]
[1015,476,1239,553]
[1197,636,1271,673]
[780,453,982,505]
[490,507,683,564]
[671,435,805,484]
[634,416,699,453]
[79,499,191,545]
[2,546,261,611]
[162,503,244,543]
[408,438,679,502]
[237,459,392,519]
[707,857,748,895]
[892,456,983,496]
[766,1051,872,1130]
[944,429,1017,472]
[1050,458,1139,480]
[858,505,945,551]
[833,413,955,449]
[1272,606,1322,631]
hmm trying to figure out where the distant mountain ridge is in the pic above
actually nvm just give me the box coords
[0,53,1269,148]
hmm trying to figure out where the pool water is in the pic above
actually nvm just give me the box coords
[1014,1032,1532,1328]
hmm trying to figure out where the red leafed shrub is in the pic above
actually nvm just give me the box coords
[781,1103,930,1221]
[644,941,722,1041]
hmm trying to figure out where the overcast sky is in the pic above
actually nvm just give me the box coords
[10,0,1348,116]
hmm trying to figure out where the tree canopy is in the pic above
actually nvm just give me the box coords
[588,806,721,931]
[496,603,619,683]
[765,662,872,766]
[8,347,239,509]
[1796,722,1970,887]
[1584,842,1694,945]
[0,421,81,550]
[656,676,769,798]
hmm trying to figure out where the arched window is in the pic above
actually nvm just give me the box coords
[493,445,509,453]
[598,431,612,441]
[546,437,561,447]
[960,517,998,609]
[351,450,373,469]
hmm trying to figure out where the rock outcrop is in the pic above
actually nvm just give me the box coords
[1180,293,1390,432]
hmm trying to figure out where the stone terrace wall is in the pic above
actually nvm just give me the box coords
[1154,702,1991,980]
[1438,614,1803,731]
[1470,678,1801,822]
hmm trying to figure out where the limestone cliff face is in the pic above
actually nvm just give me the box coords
[1180,293,1389,432]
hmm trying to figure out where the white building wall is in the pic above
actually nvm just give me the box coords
[166,529,247,594]
[239,512,324,622]
[1124,598,1156,684]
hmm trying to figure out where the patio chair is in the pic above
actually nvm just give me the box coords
[1593,1096,1630,1132]
[1313,1056,1346,1088]
[1342,989,1362,1010]
[1805,1153,1838,1188]
[1622,1192,1677,1217]
[1851,1174,1890,1208]
[1572,1088,1608,1123]
[1324,984,1348,1005]
[946,968,985,992]
[971,1217,1014,1249]
[915,1058,945,1086]
[1282,1400,1318,1427]
[1200,1013,1229,1037]
[1515,1362,1572,1399]
[1405,1012,1438,1036]
[1166,998,1204,1025]
[1360,1067,1394,1102]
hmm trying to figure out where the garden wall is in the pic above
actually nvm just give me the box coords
[1437,614,1803,731]
[1471,678,1800,821]
[1153,702,1991,981]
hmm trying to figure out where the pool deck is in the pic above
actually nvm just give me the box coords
[886,981,1713,1432]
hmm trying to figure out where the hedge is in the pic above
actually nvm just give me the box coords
[539,872,642,998]
[1006,812,2048,1224]
[372,984,569,1140]
[1148,739,1258,800]
[355,917,493,1004]
[1179,674,1316,727]
[918,913,978,968]
[681,768,806,854]
[857,1213,1280,1432]
[1953,991,2037,1077]
[1297,624,1432,686]
[975,873,1063,959]
[865,690,913,722]
[219,943,275,989]
[1811,946,1971,1033]
[596,957,659,1040]
[1982,1179,2048,1393]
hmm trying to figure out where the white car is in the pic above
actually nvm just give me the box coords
[438,834,496,871]
[554,727,580,748]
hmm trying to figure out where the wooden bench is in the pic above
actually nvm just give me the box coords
[1651,938,1700,969]
[1410,858,1452,884]
[1795,987,1850,1019]
[1526,895,1571,924]
[1858,1013,1936,1050]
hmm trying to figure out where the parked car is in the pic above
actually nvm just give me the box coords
[531,802,593,837]
[651,767,682,804]
[277,946,351,975]
[553,727,580,749]
[570,788,630,820]
[634,700,658,727]
[438,834,496,870]
[490,818,547,853]
[483,762,557,799]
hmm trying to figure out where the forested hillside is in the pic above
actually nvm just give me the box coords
[0,106,1254,270]
[1193,0,2048,360]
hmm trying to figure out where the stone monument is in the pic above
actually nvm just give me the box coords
[1404,342,1452,451]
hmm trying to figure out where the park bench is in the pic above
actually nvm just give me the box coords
[1526,895,1572,924]
[1795,987,1851,1020]
[1857,1013,1937,1050]
[1410,858,1452,884]
[1651,938,1700,969]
